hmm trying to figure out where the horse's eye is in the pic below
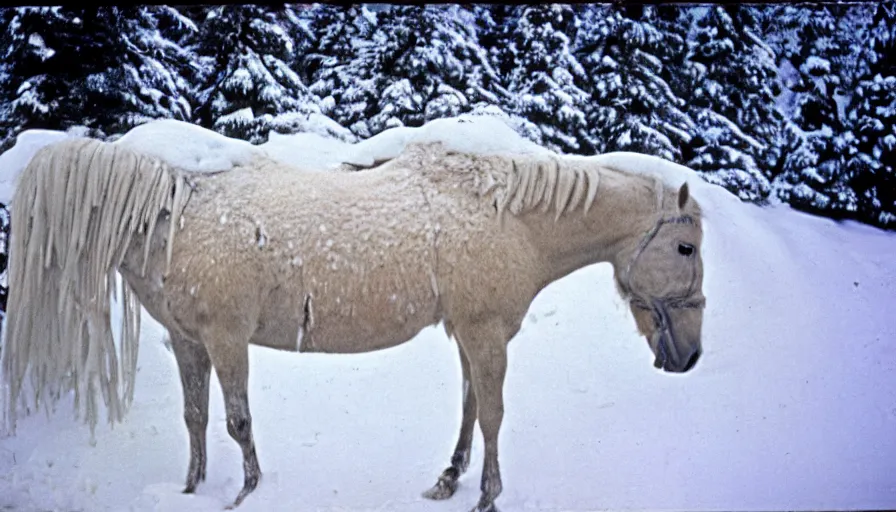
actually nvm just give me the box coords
[678,243,694,256]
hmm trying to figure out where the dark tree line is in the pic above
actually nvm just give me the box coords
[0,3,893,229]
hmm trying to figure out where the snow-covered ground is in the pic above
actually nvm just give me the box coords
[1,117,895,512]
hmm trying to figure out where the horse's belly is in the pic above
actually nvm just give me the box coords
[246,286,439,354]
[296,300,438,354]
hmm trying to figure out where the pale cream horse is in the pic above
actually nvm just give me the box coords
[2,138,705,512]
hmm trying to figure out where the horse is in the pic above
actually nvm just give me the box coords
[1,137,706,512]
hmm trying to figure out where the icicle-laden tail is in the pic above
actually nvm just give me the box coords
[1,137,190,436]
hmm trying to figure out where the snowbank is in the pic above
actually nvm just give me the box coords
[261,131,352,172]
[114,119,266,173]
[0,115,545,192]
[0,129,71,204]
[335,115,550,169]
[0,117,894,512]
[0,120,266,203]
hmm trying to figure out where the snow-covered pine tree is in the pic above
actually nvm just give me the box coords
[780,6,846,132]
[0,7,196,145]
[681,5,773,200]
[304,4,378,126]
[359,5,499,136]
[845,75,896,228]
[502,4,592,154]
[0,8,15,151]
[0,7,98,145]
[193,5,321,143]
[447,6,510,117]
[110,6,197,135]
[774,119,859,216]
[761,4,856,212]
[468,4,520,105]
[280,4,317,77]
[648,4,694,101]
[155,5,202,49]
[472,5,518,81]
[842,3,896,228]
[576,5,694,161]
[266,5,354,141]
[169,5,212,28]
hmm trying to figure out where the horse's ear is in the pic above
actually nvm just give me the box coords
[678,182,690,210]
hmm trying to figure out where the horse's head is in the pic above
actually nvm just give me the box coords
[616,182,705,374]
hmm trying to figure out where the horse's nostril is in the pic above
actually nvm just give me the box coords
[682,348,701,372]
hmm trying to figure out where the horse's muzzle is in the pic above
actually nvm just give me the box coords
[655,332,701,373]
[648,298,702,374]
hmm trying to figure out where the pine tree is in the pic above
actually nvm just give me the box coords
[468,5,517,106]
[842,3,896,228]
[688,6,784,177]
[681,6,775,200]
[502,4,591,154]
[358,5,499,136]
[428,6,507,121]
[576,5,694,161]
[168,5,212,28]
[786,7,845,133]
[0,7,98,143]
[0,8,15,150]
[774,121,858,215]
[304,4,378,127]
[193,5,321,143]
[0,7,196,146]
[111,6,197,135]
[776,6,846,209]
[472,5,518,81]
[756,4,881,218]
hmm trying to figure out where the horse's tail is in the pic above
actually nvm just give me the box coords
[1,137,190,436]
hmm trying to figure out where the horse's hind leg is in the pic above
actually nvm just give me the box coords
[203,328,261,508]
[170,333,212,493]
[423,342,478,500]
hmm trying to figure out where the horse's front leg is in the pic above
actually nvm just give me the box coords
[455,318,511,512]
[203,326,262,509]
[423,343,478,500]
[170,332,212,493]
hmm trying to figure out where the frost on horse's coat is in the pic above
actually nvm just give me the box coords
[162,154,443,354]
[2,136,706,512]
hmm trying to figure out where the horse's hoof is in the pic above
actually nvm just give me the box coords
[470,503,498,512]
[226,474,260,509]
[183,475,200,494]
[422,478,458,500]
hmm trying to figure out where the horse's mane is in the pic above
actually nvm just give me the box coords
[397,143,602,222]
[2,137,189,435]
[495,154,601,221]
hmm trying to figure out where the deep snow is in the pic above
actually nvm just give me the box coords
[1,116,895,512]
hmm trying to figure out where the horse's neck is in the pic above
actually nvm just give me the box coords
[522,168,659,285]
